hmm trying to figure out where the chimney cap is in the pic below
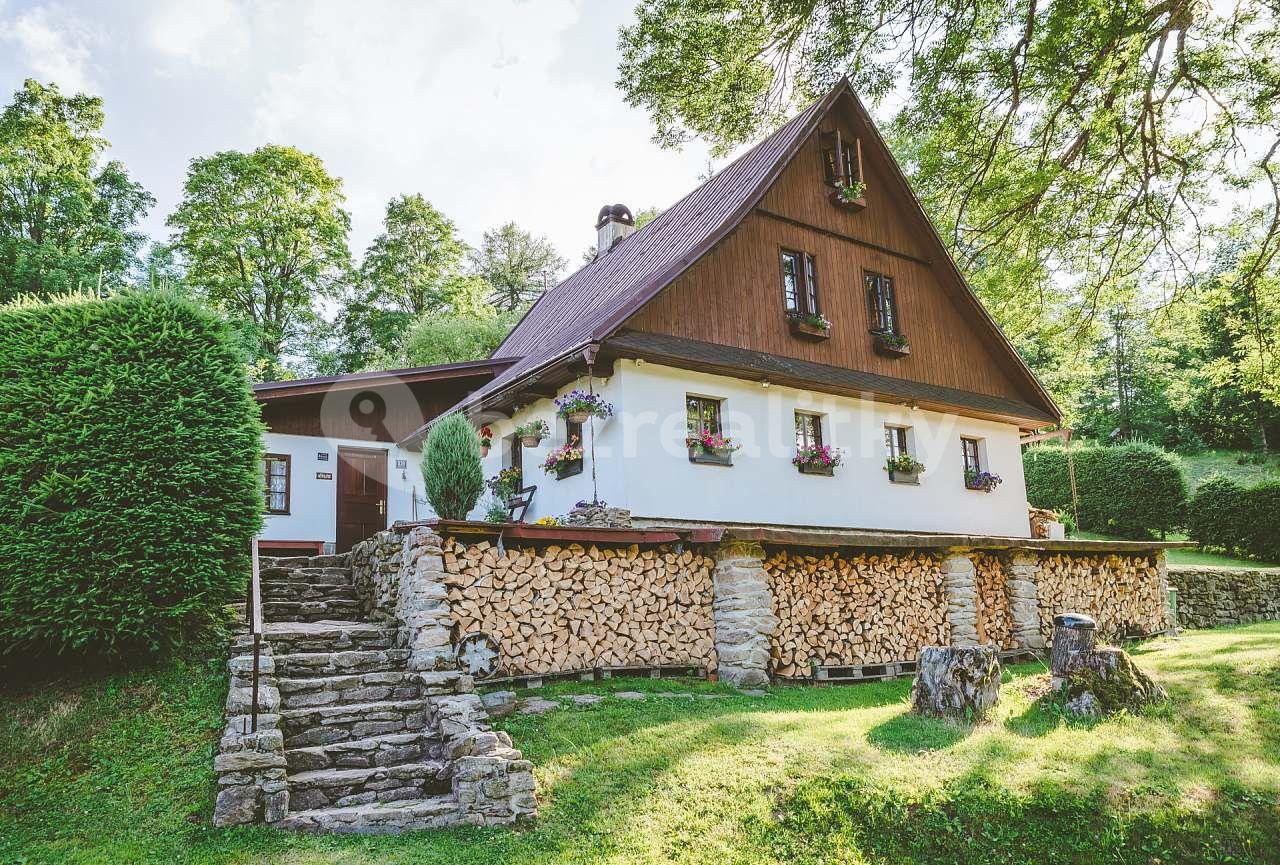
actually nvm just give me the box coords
[595,203,634,229]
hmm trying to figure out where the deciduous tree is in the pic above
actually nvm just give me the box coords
[472,221,565,311]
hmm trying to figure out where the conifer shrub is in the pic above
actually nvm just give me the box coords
[422,412,483,520]
[0,291,263,661]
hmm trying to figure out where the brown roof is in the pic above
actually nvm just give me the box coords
[254,357,515,401]
[400,79,1059,444]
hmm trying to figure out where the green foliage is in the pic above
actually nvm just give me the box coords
[0,79,153,302]
[395,306,519,368]
[0,292,262,660]
[471,221,566,311]
[360,194,468,316]
[1188,476,1280,562]
[1023,443,1186,538]
[422,413,483,520]
[167,144,352,370]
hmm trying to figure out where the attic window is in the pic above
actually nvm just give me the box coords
[821,130,866,211]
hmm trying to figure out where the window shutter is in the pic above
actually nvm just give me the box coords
[805,254,819,314]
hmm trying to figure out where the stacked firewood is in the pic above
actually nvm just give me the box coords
[764,549,949,678]
[973,553,1015,648]
[1036,554,1167,641]
[440,538,715,675]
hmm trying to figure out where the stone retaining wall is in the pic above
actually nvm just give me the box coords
[1166,565,1280,628]
[213,639,288,827]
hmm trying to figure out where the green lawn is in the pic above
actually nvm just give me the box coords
[3,625,1279,864]
[1178,449,1280,491]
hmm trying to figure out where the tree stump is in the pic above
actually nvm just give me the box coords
[1050,613,1097,687]
[1061,647,1167,716]
[910,645,1002,720]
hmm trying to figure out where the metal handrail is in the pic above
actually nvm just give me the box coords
[246,539,264,732]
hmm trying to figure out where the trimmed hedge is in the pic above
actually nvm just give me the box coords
[1188,476,1280,562]
[0,292,263,660]
[1023,443,1187,538]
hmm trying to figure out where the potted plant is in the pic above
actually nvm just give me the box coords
[478,425,493,458]
[541,437,584,479]
[514,418,549,448]
[486,467,522,503]
[686,430,740,466]
[555,389,613,424]
[965,468,1003,493]
[873,331,911,358]
[793,443,842,476]
[829,178,867,210]
[885,453,925,484]
[788,311,832,341]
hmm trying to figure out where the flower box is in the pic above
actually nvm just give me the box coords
[873,333,911,358]
[798,463,834,476]
[828,190,867,211]
[789,318,831,341]
[888,469,920,485]
[688,445,733,466]
[554,458,583,479]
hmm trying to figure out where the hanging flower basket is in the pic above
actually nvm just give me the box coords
[514,419,549,448]
[555,389,613,423]
[478,425,493,458]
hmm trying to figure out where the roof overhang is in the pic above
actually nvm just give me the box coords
[254,358,517,402]
[604,331,1058,429]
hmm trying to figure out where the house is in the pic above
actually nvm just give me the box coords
[402,78,1060,536]
[253,359,510,555]
[256,78,1060,553]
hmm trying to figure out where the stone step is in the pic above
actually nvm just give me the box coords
[248,621,396,655]
[262,599,363,623]
[273,795,459,834]
[285,731,442,773]
[273,649,412,680]
[280,698,429,748]
[259,566,352,585]
[279,670,425,709]
[261,554,351,570]
[286,760,451,811]
[260,580,358,602]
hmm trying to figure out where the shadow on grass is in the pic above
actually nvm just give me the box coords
[865,710,974,753]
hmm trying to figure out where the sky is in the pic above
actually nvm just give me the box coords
[0,0,720,268]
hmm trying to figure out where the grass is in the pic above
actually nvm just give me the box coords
[1178,449,1280,491]
[2,625,1279,864]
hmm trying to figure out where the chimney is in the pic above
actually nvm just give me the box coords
[595,204,635,259]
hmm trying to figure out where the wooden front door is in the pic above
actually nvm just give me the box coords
[336,447,388,553]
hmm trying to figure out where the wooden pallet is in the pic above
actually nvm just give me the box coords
[478,665,707,690]
[781,648,1045,685]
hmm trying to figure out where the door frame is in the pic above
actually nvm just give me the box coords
[335,445,389,552]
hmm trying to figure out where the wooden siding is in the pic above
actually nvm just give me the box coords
[261,380,480,444]
[627,101,1036,405]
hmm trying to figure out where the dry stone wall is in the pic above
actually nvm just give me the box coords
[1034,553,1168,642]
[442,538,715,676]
[1166,565,1280,628]
[765,549,949,678]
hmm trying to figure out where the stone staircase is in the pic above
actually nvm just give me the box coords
[218,551,505,834]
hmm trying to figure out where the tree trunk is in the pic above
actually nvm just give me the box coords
[910,645,1002,720]
[1049,613,1096,686]
[1060,647,1167,716]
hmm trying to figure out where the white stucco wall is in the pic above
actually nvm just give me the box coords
[494,360,1031,536]
[260,432,429,548]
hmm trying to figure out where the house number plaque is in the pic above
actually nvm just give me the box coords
[315,471,333,480]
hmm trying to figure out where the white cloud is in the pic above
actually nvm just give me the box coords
[1,2,97,92]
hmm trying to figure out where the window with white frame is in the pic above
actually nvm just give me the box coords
[884,425,910,460]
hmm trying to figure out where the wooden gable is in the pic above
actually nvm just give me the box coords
[624,94,1048,414]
